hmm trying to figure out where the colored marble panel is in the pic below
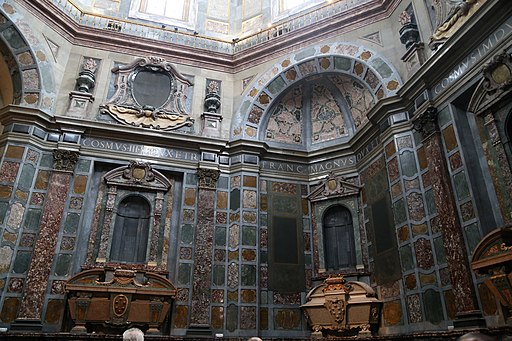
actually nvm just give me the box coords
[177,263,191,285]
[417,147,427,170]
[399,244,414,271]
[211,306,224,329]
[181,224,194,244]
[407,294,423,323]
[0,161,20,183]
[15,189,28,202]
[380,281,400,299]
[18,164,35,190]
[227,290,238,302]
[260,194,267,212]
[370,57,393,78]
[76,159,91,173]
[73,175,87,195]
[297,60,317,76]
[405,274,417,290]
[433,236,447,264]
[218,176,228,189]
[216,211,227,224]
[69,197,83,210]
[397,136,413,150]
[453,171,470,200]
[44,299,64,324]
[385,140,396,159]
[411,223,428,236]
[226,304,238,332]
[398,225,409,243]
[5,146,25,159]
[9,203,29,230]
[364,69,379,89]
[242,249,256,261]
[243,190,257,208]
[400,150,418,178]
[265,85,303,145]
[449,151,463,171]
[228,262,239,288]
[274,309,301,330]
[393,198,407,225]
[260,228,268,248]
[405,178,420,191]
[311,83,347,143]
[183,209,195,223]
[3,231,17,244]
[243,175,257,188]
[229,224,240,248]
[387,157,400,182]
[51,280,66,295]
[184,188,196,206]
[383,300,402,326]
[302,198,309,215]
[173,305,189,328]
[211,289,223,303]
[442,125,458,152]
[267,76,287,95]
[13,250,32,274]
[230,188,240,210]
[329,74,373,128]
[20,233,35,247]
[213,265,225,285]
[464,222,481,256]
[64,213,80,234]
[0,297,19,323]
[217,192,228,210]
[260,308,268,330]
[407,192,425,222]
[179,247,192,260]
[334,56,352,71]
[423,289,443,324]
[214,249,225,262]
[425,189,436,215]
[54,253,72,276]
[437,106,452,127]
[439,267,451,286]
[422,171,432,188]
[460,201,475,221]
[243,211,257,223]
[186,173,197,185]
[61,236,75,251]
[284,68,297,81]
[241,264,256,286]
[0,245,13,272]
[215,226,226,246]
[241,289,257,303]
[7,277,23,293]
[176,288,190,302]
[420,273,437,287]
[415,238,434,270]
[0,202,9,224]
[30,192,45,206]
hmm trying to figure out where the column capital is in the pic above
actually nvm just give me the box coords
[53,149,80,172]
[197,168,220,189]
[413,106,438,139]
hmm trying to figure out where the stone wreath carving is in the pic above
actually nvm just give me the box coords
[100,56,194,130]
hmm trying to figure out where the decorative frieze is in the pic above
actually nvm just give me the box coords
[197,168,220,189]
[53,149,79,172]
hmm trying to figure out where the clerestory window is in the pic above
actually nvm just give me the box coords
[138,0,190,21]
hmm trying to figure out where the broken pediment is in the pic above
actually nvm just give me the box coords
[104,161,172,192]
[100,56,194,130]
[308,173,362,202]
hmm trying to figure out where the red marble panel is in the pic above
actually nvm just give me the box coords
[0,161,20,183]
[414,238,434,270]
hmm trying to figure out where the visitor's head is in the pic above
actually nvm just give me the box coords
[123,328,144,341]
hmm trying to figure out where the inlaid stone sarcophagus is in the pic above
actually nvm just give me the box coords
[301,275,381,337]
[65,268,176,334]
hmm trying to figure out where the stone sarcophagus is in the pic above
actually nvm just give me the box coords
[301,275,381,337]
[65,268,176,334]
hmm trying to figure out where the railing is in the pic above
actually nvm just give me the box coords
[49,0,371,54]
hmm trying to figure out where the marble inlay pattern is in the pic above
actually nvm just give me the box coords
[228,262,239,288]
[240,306,257,329]
[383,300,402,326]
[414,238,434,270]
[0,161,20,183]
[407,192,425,222]
[311,83,346,143]
[7,277,24,293]
[406,294,423,323]
[265,85,303,144]
[329,74,373,128]
[273,293,301,305]
[380,280,401,299]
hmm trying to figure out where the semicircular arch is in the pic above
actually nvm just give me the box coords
[231,42,402,142]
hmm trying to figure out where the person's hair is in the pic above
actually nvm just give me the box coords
[457,332,495,341]
[248,338,262,341]
[123,328,144,341]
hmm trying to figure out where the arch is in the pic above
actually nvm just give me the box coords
[231,42,402,141]
[0,2,56,111]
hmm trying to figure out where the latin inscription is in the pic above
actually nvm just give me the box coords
[82,138,199,161]
[433,16,512,97]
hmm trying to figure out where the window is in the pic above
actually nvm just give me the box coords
[280,0,310,12]
[139,0,189,21]
[110,195,151,263]
[323,205,356,270]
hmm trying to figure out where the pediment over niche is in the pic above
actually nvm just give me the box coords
[100,56,194,131]
[307,173,362,202]
[104,161,172,192]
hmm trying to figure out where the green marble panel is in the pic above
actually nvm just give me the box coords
[453,171,470,201]
[185,173,197,186]
[260,250,268,263]
[273,195,297,214]
[230,188,240,210]
[437,106,451,127]
[370,58,393,78]
[241,264,256,286]
[40,153,53,168]
[433,236,446,264]
[76,159,91,173]
[260,290,268,304]
[3,27,26,49]
[13,251,32,274]
[242,226,256,246]
[464,223,481,256]
[0,201,9,224]
[295,48,316,61]
[425,189,436,215]
[226,304,238,332]
[181,224,194,244]
[393,199,407,225]
[305,254,312,266]
[213,265,225,286]
[177,263,191,285]
[54,253,72,276]
[218,176,229,189]
[260,214,267,226]
[267,76,287,95]
[399,244,414,271]
[424,289,444,324]
[215,226,226,246]
[18,164,35,190]
[334,57,352,71]
[64,213,80,234]
[400,150,417,178]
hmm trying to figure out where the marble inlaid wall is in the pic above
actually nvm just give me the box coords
[0,145,46,324]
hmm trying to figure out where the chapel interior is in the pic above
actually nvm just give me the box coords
[0,0,512,340]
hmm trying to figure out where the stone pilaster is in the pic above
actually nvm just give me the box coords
[413,107,483,326]
[13,149,79,330]
[188,168,220,333]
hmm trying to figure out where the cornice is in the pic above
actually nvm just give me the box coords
[20,0,401,73]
